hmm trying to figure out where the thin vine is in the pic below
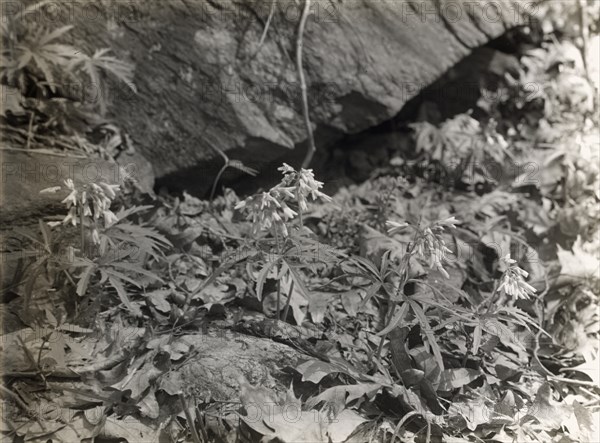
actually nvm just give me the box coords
[296,0,316,169]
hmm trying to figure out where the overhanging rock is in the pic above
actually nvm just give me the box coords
[58,0,530,192]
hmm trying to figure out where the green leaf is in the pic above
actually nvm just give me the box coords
[358,282,382,311]
[350,254,381,277]
[255,257,281,301]
[306,383,382,410]
[147,289,172,314]
[38,25,73,46]
[327,409,368,443]
[377,302,409,336]
[437,368,481,391]
[103,268,143,288]
[107,275,142,317]
[38,219,52,251]
[295,359,360,384]
[573,400,594,438]
[283,259,311,301]
[408,299,445,371]
[109,261,163,283]
[76,265,95,296]
[307,291,335,324]
[471,323,482,354]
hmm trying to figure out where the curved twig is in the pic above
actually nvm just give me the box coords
[210,164,229,201]
[533,272,553,376]
[258,1,276,49]
[296,0,316,169]
[578,0,590,79]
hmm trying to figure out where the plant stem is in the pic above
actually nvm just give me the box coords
[257,0,276,49]
[0,384,30,414]
[296,0,315,169]
[484,281,500,314]
[274,230,282,318]
[281,279,295,322]
[80,197,85,255]
[210,163,229,201]
[26,111,34,150]
[377,234,418,362]
[578,0,590,79]
[276,278,281,320]
[178,393,203,443]
[296,188,304,229]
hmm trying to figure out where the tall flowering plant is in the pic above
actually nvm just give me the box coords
[41,178,120,247]
[37,178,169,316]
[236,163,331,237]
[235,163,333,322]
[365,215,462,369]
[386,216,459,279]
[497,254,537,301]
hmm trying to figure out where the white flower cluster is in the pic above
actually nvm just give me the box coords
[387,216,459,279]
[40,179,120,244]
[235,163,331,237]
[276,163,332,212]
[235,191,297,237]
[497,254,537,300]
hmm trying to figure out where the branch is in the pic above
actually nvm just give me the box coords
[258,0,276,50]
[296,0,315,169]
[578,0,590,80]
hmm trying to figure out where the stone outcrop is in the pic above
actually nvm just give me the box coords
[48,0,530,193]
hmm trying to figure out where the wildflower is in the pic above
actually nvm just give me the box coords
[497,254,536,300]
[91,228,100,245]
[88,183,114,220]
[438,216,460,229]
[417,226,453,279]
[99,182,120,199]
[276,163,331,212]
[103,210,119,227]
[39,186,61,194]
[61,180,79,208]
[236,191,297,237]
[39,179,120,231]
[278,163,295,175]
[389,216,460,279]
[386,220,409,235]
[237,163,331,237]
[63,206,78,227]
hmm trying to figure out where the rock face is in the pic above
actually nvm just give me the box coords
[52,0,528,193]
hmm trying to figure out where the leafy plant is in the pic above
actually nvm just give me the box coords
[233,163,336,322]
[410,114,509,186]
[67,48,137,115]
[1,4,136,114]
[8,178,173,324]
[0,23,77,93]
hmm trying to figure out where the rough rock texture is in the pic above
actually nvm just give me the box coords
[51,0,528,193]
[2,326,304,403]
[159,330,303,402]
